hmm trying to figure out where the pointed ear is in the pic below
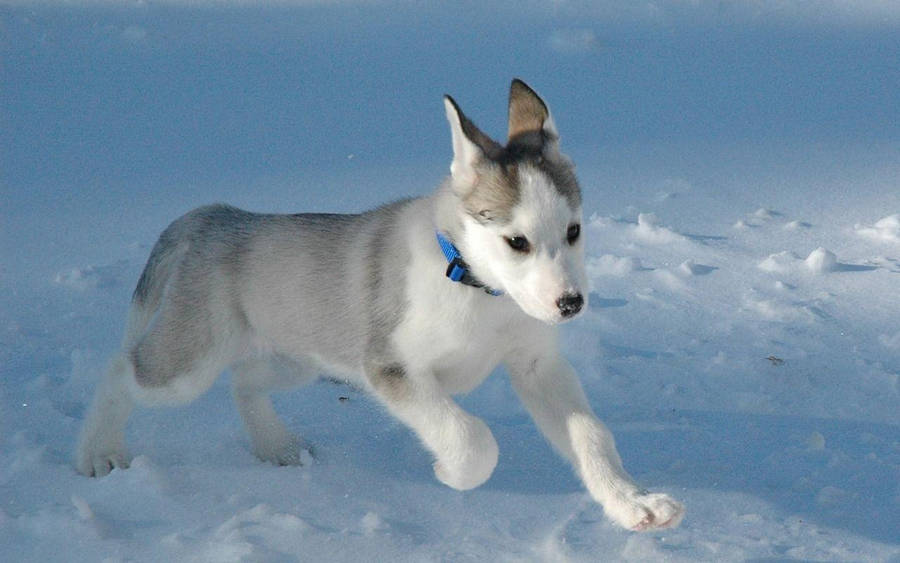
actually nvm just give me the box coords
[508,79,560,154]
[444,95,500,188]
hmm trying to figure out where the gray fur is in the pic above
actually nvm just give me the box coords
[128,201,414,389]
[535,156,581,209]
[366,362,409,403]
[362,201,413,362]
[460,161,520,224]
[458,157,580,224]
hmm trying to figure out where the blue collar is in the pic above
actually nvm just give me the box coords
[435,232,503,296]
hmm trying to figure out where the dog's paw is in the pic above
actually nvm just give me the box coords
[605,490,684,532]
[253,434,313,467]
[76,448,131,478]
[433,417,498,491]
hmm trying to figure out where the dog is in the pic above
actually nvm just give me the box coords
[76,79,684,531]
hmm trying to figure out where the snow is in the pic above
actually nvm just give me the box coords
[2,2,900,562]
[857,214,900,244]
[804,247,838,274]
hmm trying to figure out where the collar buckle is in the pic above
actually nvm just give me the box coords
[446,257,468,282]
[436,232,503,296]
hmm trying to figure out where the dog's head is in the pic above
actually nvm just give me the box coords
[444,79,587,324]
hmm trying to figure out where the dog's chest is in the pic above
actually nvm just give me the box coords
[394,295,519,394]
[430,324,509,393]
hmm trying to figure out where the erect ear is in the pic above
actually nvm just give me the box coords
[444,95,501,189]
[507,78,560,155]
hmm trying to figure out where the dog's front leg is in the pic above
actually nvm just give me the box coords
[506,349,684,531]
[367,362,499,490]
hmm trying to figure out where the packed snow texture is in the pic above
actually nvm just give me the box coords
[2,3,899,562]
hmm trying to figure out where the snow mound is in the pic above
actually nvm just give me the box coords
[753,208,780,221]
[197,504,311,561]
[758,248,842,274]
[758,251,801,273]
[633,213,684,244]
[678,259,716,276]
[54,260,128,291]
[587,213,685,245]
[742,294,817,323]
[784,220,812,230]
[804,247,838,273]
[587,254,644,277]
[360,511,388,537]
[735,208,782,228]
[855,214,900,243]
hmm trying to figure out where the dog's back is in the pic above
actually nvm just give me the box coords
[125,201,414,398]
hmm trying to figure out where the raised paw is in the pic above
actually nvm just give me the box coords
[607,490,685,531]
[432,417,499,491]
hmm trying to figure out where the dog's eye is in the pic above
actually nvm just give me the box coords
[566,224,581,244]
[505,236,530,253]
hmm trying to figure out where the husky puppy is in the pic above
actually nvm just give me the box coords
[76,80,684,531]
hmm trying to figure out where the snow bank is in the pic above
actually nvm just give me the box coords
[856,214,900,243]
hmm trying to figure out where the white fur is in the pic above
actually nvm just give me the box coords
[461,167,588,324]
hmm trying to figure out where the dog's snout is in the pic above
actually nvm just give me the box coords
[557,293,584,317]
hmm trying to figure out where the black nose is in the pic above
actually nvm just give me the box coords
[557,293,584,317]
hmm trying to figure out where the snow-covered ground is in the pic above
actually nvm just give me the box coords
[2,3,899,561]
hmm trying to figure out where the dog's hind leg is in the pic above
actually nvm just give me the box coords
[232,356,316,466]
[75,301,157,477]
[77,289,239,476]
[75,353,136,477]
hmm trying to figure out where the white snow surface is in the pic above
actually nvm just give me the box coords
[857,214,900,244]
[2,3,899,562]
